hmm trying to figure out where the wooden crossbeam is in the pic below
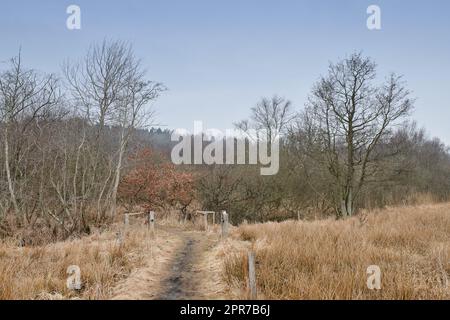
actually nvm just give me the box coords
[196,210,215,215]
[125,212,146,217]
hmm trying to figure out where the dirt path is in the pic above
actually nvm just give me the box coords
[112,225,229,300]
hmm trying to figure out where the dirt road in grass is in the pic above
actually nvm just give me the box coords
[112,225,229,300]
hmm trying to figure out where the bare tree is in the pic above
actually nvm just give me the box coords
[108,60,165,217]
[300,53,413,217]
[0,53,59,214]
[235,95,294,142]
[64,40,164,218]
[64,40,133,131]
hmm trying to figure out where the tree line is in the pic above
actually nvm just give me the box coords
[1,42,449,244]
[0,40,166,243]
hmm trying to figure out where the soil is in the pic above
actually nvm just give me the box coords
[111,225,229,300]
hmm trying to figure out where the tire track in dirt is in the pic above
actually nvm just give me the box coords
[112,225,227,300]
[155,231,217,299]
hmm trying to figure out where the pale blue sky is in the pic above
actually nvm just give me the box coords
[1,0,449,143]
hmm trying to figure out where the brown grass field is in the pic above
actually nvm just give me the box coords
[0,223,151,300]
[0,204,449,300]
[0,215,224,300]
[224,203,450,299]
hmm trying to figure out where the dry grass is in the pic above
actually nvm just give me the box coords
[224,203,450,300]
[2,204,448,300]
[0,221,153,300]
[0,211,223,300]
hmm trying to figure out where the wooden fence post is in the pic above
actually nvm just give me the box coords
[203,212,208,232]
[122,213,129,240]
[148,211,155,237]
[116,231,123,246]
[212,211,215,225]
[248,251,257,299]
[221,210,228,239]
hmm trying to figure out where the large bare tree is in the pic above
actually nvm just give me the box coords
[301,52,413,218]
[64,40,164,218]
[108,60,164,217]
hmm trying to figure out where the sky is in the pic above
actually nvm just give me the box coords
[1,0,449,144]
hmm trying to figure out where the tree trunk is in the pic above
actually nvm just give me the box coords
[109,133,127,218]
[346,187,353,217]
[4,127,19,214]
[340,199,348,218]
